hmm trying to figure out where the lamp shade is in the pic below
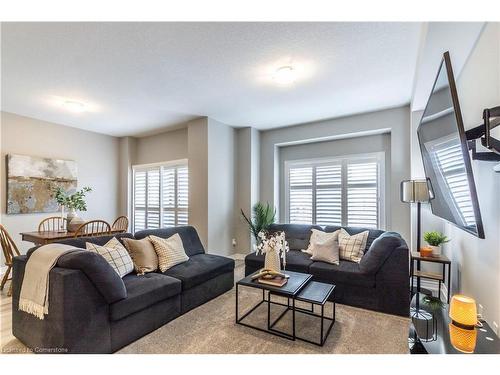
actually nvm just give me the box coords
[449,322,477,353]
[400,179,433,203]
[449,295,477,327]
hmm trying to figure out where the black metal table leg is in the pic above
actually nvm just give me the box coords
[292,298,296,340]
[447,263,451,304]
[235,283,239,323]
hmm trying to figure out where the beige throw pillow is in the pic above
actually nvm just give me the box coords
[302,229,340,255]
[148,234,189,272]
[86,237,134,277]
[122,237,158,275]
[338,229,369,263]
[310,235,340,265]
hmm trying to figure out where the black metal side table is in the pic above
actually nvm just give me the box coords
[410,252,451,303]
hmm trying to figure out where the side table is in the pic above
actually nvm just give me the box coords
[410,251,451,303]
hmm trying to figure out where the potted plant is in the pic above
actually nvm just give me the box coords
[423,231,450,257]
[240,202,276,244]
[53,186,92,230]
[256,230,289,274]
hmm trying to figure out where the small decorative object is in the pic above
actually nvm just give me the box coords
[449,294,478,353]
[420,247,433,257]
[67,217,85,232]
[53,186,92,230]
[423,231,450,257]
[256,230,289,276]
[241,202,276,243]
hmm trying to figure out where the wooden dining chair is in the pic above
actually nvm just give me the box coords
[74,220,111,238]
[0,224,21,296]
[38,216,67,232]
[111,216,129,232]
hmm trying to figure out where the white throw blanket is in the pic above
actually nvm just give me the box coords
[18,243,76,320]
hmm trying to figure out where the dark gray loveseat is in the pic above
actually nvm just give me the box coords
[245,224,409,316]
[11,226,234,353]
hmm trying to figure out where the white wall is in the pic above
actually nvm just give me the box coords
[134,128,188,165]
[207,118,236,255]
[0,112,120,254]
[260,106,411,242]
[411,23,500,331]
[278,133,391,227]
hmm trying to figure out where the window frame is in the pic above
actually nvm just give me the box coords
[284,152,385,228]
[132,158,188,232]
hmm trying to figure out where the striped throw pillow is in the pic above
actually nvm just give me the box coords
[86,237,134,277]
[148,234,189,272]
[338,229,369,263]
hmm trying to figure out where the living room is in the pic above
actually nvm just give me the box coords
[1,1,499,370]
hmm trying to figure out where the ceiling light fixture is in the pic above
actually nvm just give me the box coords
[273,66,296,85]
[63,100,86,113]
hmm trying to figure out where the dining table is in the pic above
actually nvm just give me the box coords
[20,229,126,246]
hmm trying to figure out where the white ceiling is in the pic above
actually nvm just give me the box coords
[1,22,423,137]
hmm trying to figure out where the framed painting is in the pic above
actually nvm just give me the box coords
[6,154,77,214]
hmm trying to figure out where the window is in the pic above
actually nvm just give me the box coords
[133,161,188,231]
[285,154,384,228]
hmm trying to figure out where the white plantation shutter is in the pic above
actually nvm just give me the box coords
[286,154,383,228]
[347,162,378,228]
[133,161,188,231]
[434,142,475,226]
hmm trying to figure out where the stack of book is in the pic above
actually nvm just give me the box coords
[251,269,289,287]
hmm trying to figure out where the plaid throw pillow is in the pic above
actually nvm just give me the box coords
[148,234,189,272]
[86,237,134,277]
[338,229,369,263]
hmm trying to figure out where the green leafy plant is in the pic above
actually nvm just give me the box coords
[422,295,445,311]
[53,186,92,211]
[423,231,450,247]
[241,202,276,242]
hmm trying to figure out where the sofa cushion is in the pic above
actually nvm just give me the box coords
[56,250,127,303]
[309,260,375,288]
[245,250,313,273]
[162,254,234,290]
[324,226,384,253]
[111,273,181,321]
[134,226,204,257]
[268,224,322,251]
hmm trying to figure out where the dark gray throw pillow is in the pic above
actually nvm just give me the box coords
[359,232,402,274]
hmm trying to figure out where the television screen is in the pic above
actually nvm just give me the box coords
[417,52,484,238]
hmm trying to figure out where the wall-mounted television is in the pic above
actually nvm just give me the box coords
[417,51,485,238]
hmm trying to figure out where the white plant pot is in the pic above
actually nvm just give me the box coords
[429,245,441,257]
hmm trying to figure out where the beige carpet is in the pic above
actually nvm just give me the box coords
[1,261,410,354]
[119,262,410,354]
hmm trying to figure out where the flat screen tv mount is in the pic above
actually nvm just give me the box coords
[466,106,500,162]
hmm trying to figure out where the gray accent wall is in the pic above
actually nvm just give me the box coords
[278,133,391,227]
[259,106,411,242]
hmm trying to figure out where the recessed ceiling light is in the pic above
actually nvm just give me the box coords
[273,66,296,85]
[63,100,86,113]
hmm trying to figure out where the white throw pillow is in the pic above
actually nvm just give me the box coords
[86,237,134,277]
[338,228,369,263]
[148,234,189,272]
[302,229,340,255]
[310,235,340,265]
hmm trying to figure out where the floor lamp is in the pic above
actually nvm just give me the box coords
[400,179,434,321]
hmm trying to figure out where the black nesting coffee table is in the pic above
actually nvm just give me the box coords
[236,270,336,346]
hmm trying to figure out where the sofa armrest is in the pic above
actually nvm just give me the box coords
[12,255,112,353]
[359,232,407,275]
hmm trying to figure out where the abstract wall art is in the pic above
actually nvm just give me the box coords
[6,154,77,214]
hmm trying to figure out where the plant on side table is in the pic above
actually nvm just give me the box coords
[423,231,450,257]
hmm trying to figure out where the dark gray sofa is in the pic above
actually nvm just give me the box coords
[245,224,409,316]
[11,226,234,353]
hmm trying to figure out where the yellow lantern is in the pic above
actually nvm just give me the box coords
[449,323,477,353]
[449,295,477,328]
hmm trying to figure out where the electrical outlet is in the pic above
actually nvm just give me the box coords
[232,238,237,247]
[478,304,484,319]
[493,322,499,335]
